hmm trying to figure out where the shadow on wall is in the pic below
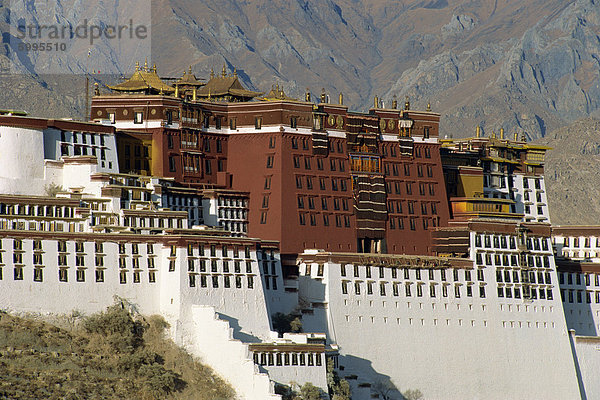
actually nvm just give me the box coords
[568,330,588,400]
[296,277,331,341]
[216,312,262,343]
[338,354,421,400]
[560,278,598,337]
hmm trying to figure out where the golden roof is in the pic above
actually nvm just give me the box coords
[197,65,262,99]
[175,67,204,87]
[260,84,297,101]
[108,61,174,94]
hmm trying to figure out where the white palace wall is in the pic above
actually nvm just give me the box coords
[0,126,47,195]
[570,333,600,400]
[297,252,581,400]
[0,236,161,315]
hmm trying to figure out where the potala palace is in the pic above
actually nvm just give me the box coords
[0,64,599,399]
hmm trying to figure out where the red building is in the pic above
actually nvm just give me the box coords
[90,66,450,256]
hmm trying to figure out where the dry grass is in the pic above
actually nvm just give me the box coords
[0,308,235,400]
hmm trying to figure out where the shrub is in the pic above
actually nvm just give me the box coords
[83,305,144,353]
[138,363,178,397]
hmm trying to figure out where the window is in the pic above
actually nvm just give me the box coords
[96,269,105,282]
[266,155,274,168]
[76,269,85,282]
[355,282,361,295]
[230,118,237,130]
[255,117,262,129]
[134,111,143,124]
[33,267,43,282]
[169,156,177,172]
[304,158,311,170]
[58,269,68,282]
[12,266,23,280]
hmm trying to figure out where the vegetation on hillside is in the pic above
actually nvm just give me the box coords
[272,312,303,336]
[0,305,234,399]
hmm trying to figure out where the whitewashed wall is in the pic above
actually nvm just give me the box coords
[297,254,582,400]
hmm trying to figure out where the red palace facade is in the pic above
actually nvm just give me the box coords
[90,68,449,256]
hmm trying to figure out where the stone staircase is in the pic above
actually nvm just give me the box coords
[183,305,281,400]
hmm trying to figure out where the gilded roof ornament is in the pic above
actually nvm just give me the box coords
[107,62,175,94]
[404,96,410,110]
[426,102,431,112]
[222,64,227,77]
[261,83,297,101]
[392,95,398,109]
[210,68,214,79]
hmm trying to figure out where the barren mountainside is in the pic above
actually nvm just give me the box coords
[1,0,600,222]
[537,118,600,225]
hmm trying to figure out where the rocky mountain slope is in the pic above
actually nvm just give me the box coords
[537,118,600,225]
[1,0,600,140]
[1,0,600,223]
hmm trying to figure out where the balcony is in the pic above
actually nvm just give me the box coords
[349,154,381,174]
[449,196,522,221]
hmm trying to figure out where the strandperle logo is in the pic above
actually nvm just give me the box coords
[15,19,149,46]
[8,0,152,75]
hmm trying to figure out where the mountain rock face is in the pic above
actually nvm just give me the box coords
[537,118,600,225]
[1,0,600,140]
[1,0,600,223]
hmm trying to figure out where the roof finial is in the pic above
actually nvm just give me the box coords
[210,68,214,79]
[426,102,431,112]
[152,63,157,73]
[305,88,311,102]
[234,68,238,77]
[222,64,227,77]
[189,65,192,74]
[404,96,410,110]
[135,61,140,71]
[392,95,398,109]
[144,58,148,72]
